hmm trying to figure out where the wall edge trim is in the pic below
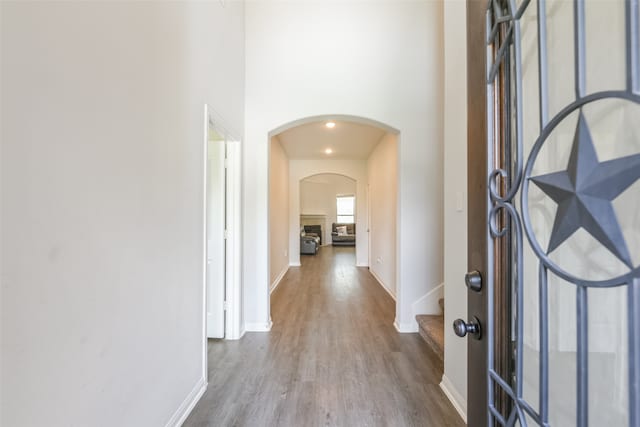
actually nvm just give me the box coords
[270,265,290,294]
[394,319,418,333]
[245,321,273,332]
[370,269,396,301]
[440,374,468,424]
[164,376,207,427]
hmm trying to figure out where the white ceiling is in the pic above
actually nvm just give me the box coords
[275,120,387,160]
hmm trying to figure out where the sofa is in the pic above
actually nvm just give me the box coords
[300,231,320,255]
[303,224,322,245]
[331,223,356,246]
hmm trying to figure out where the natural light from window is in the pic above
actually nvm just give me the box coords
[336,195,355,223]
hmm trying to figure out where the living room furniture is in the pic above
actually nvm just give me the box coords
[303,224,322,245]
[331,223,356,246]
[300,234,320,255]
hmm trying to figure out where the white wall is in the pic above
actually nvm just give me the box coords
[367,133,398,298]
[0,2,244,426]
[244,0,445,333]
[300,173,357,246]
[269,137,290,289]
[442,0,468,418]
[289,160,368,267]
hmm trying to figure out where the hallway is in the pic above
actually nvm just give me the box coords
[185,247,464,426]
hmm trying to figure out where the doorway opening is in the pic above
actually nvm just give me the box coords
[299,173,357,260]
[267,115,399,326]
[202,104,242,377]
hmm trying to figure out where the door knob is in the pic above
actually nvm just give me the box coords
[465,270,482,292]
[453,317,482,339]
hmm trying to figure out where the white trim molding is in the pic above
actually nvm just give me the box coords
[270,265,289,294]
[224,139,243,340]
[412,282,444,316]
[394,319,419,333]
[165,377,207,427]
[289,262,301,267]
[440,374,467,424]
[203,105,243,344]
[244,320,273,332]
[370,269,396,301]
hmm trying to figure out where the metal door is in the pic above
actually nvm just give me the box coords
[463,0,640,426]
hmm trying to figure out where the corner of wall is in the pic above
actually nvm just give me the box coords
[164,377,207,427]
[411,283,444,316]
[270,264,289,294]
[439,374,467,424]
[394,319,419,334]
[369,269,396,301]
[244,319,273,332]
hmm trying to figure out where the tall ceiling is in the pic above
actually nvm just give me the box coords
[275,120,387,160]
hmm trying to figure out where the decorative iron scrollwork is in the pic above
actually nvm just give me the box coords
[485,0,640,426]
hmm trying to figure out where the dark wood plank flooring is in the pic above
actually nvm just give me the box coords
[184,246,465,427]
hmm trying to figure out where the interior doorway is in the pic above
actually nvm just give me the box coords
[267,115,400,326]
[203,105,242,355]
[299,173,357,259]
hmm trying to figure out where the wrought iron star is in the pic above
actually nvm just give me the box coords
[530,112,640,268]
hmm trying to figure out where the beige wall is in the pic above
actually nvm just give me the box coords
[289,159,369,268]
[442,0,468,419]
[367,133,398,297]
[300,174,357,246]
[244,1,445,332]
[0,2,245,425]
[269,137,290,289]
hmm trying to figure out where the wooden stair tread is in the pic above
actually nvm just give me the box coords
[416,314,444,362]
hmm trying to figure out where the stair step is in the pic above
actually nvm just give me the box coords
[416,314,444,362]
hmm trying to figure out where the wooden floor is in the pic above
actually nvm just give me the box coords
[184,246,465,427]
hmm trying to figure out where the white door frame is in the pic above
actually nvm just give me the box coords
[223,140,242,340]
[202,104,243,379]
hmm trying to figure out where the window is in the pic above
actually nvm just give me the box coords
[336,195,355,223]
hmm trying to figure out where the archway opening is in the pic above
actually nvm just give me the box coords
[299,173,357,260]
[267,115,399,327]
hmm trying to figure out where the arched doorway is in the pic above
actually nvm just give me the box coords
[299,173,357,259]
[267,115,399,327]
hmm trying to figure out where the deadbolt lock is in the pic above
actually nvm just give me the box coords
[465,270,482,292]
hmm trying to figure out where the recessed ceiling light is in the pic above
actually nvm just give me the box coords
[325,148,333,154]
[325,121,336,129]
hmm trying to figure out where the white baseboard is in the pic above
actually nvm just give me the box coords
[355,262,369,267]
[270,265,289,294]
[412,282,444,316]
[289,262,301,267]
[394,319,419,333]
[244,320,273,332]
[440,374,467,424]
[369,269,396,301]
[165,376,207,427]
[225,326,245,340]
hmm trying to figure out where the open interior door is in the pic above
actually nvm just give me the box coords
[464,1,640,426]
[206,135,226,339]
